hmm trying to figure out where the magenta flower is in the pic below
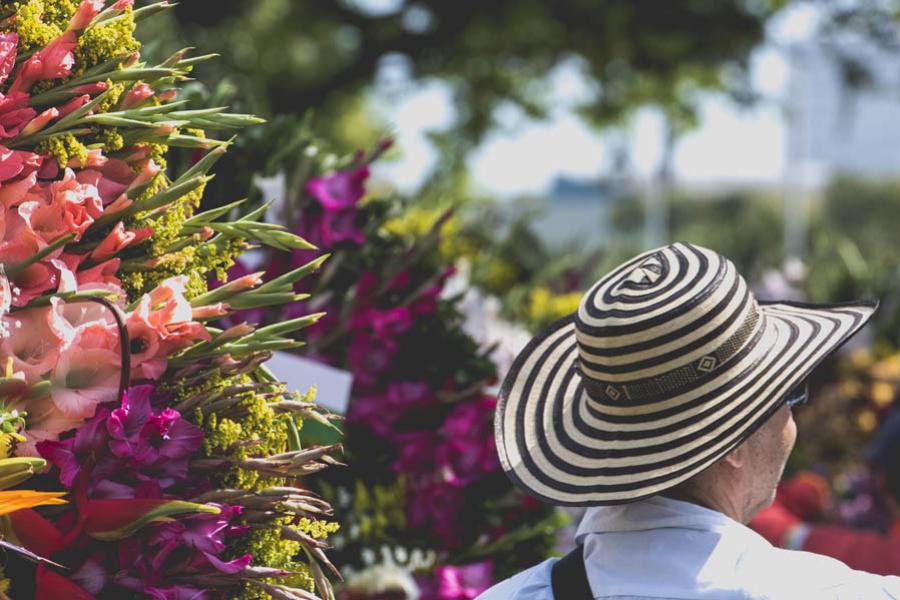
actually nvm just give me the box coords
[305,166,369,213]
[408,482,465,548]
[351,305,413,341]
[347,331,397,387]
[38,385,204,497]
[350,381,433,437]
[416,562,494,600]
[436,396,501,486]
[112,504,250,597]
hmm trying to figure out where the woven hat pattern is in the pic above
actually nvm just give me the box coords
[495,243,876,506]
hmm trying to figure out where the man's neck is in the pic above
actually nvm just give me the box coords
[661,485,750,523]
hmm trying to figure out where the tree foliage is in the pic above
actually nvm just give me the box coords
[147,0,786,149]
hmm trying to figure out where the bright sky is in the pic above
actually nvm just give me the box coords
[369,4,821,198]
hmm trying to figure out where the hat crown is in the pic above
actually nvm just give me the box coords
[575,243,760,403]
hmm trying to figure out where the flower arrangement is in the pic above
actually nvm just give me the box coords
[233,141,565,599]
[0,2,342,598]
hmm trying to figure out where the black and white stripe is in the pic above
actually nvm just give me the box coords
[495,242,876,506]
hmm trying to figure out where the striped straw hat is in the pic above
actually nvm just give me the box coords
[495,242,876,506]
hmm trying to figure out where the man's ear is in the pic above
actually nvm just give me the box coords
[721,441,747,470]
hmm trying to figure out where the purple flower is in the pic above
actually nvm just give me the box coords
[408,482,465,548]
[113,504,250,597]
[391,430,437,476]
[347,331,397,387]
[351,306,413,341]
[351,382,433,438]
[38,385,204,498]
[305,166,369,213]
[436,396,501,486]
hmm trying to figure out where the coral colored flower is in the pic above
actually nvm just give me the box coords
[126,278,211,380]
[126,158,161,192]
[0,92,37,140]
[51,322,122,419]
[10,31,77,94]
[18,168,104,245]
[75,257,124,295]
[68,0,105,31]
[90,222,151,262]
[0,300,71,383]
[58,94,91,119]
[122,82,154,109]
[76,157,138,205]
[0,33,18,85]
[0,272,10,317]
[0,144,40,185]
[20,107,59,137]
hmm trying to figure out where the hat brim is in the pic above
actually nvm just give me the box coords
[495,299,876,506]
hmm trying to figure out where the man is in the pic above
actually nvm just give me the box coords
[480,242,898,599]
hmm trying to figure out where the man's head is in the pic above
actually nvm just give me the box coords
[495,243,875,507]
[671,403,798,523]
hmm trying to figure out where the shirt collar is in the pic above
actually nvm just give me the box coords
[575,495,743,544]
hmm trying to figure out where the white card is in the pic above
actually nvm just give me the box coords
[267,351,354,414]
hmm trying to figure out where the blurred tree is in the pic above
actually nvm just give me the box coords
[610,189,785,280]
[141,0,786,163]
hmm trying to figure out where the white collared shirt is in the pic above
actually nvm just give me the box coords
[478,495,900,599]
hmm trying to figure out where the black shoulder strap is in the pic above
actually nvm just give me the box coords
[551,544,592,600]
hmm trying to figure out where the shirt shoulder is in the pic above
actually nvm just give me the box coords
[477,559,557,600]
[738,540,900,599]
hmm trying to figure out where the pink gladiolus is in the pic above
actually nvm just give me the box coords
[0,92,37,139]
[0,33,18,85]
[123,50,140,68]
[90,223,151,262]
[122,82,154,109]
[76,258,123,292]
[104,194,131,214]
[192,303,228,320]
[126,277,211,380]
[113,0,135,9]
[0,241,70,305]
[81,158,136,204]
[20,107,59,137]
[126,159,160,192]
[0,272,10,317]
[58,94,91,119]
[10,31,77,94]
[17,168,104,245]
[51,322,122,419]
[68,0,105,31]
[229,273,264,290]
[0,144,40,185]
[0,301,71,383]
[70,81,108,95]
[68,147,108,169]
